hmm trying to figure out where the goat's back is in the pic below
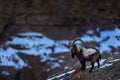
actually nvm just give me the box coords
[82,48,97,57]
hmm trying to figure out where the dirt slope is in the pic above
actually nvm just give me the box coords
[47,53,120,80]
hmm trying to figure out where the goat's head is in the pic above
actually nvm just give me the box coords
[68,38,84,58]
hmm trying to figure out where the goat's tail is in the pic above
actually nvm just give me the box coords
[94,48,101,60]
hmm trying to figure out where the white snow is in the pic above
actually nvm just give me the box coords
[86,59,106,68]
[51,63,61,69]
[1,27,120,70]
[2,71,10,76]
[7,32,69,60]
[47,70,75,80]
[0,47,28,69]
[108,58,120,63]
[99,58,120,69]
[0,32,70,69]
[59,60,64,63]
[17,32,43,36]
[100,63,113,69]
[54,46,69,53]
[86,29,94,34]
[64,66,69,70]
[47,62,61,69]
[81,27,120,53]
[48,58,120,80]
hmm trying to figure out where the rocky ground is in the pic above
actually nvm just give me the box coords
[0,0,120,80]
[0,27,120,80]
[47,53,120,80]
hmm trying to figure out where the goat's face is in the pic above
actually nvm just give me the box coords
[70,44,78,58]
[68,41,75,58]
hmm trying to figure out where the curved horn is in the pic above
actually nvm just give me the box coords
[72,38,84,45]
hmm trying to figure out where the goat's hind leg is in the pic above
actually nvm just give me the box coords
[89,62,94,73]
[96,59,100,68]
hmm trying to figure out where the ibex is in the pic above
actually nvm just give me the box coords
[68,38,101,72]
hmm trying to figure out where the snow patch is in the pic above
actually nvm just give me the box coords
[0,32,70,69]
[81,27,120,53]
[47,70,75,80]
[108,58,120,63]
[1,27,120,70]
[100,63,113,69]
[2,71,10,76]
[5,32,70,63]
[0,48,28,69]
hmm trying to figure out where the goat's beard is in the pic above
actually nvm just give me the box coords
[71,53,75,58]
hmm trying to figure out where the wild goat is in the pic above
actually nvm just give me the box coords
[69,39,101,72]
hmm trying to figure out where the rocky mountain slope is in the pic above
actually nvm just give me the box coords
[0,26,120,80]
[0,0,120,80]
[47,53,120,80]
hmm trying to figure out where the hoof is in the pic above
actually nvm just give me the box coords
[89,69,92,72]
[89,70,94,73]
[80,67,86,70]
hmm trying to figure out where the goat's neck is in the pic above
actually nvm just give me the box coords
[75,47,84,60]
[81,47,87,51]
[76,46,82,52]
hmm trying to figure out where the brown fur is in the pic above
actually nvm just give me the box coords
[70,45,101,72]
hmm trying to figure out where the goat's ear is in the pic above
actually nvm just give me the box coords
[66,41,72,49]
[64,44,70,48]
[68,41,72,47]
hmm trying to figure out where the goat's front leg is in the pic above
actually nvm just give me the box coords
[80,59,86,70]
